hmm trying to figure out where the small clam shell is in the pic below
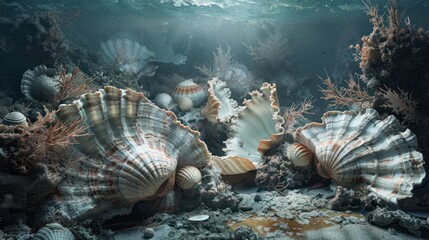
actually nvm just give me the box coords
[177,97,193,112]
[188,215,209,222]
[286,143,313,167]
[2,112,27,126]
[173,79,207,107]
[21,65,58,102]
[33,223,75,240]
[154,93,175,110]
[176,166,202,190]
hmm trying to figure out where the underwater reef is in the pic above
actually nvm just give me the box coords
[1,0,429,239]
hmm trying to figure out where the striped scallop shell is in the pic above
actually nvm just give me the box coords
[173,79,207,107]
[2,111,27,126]
[286,143,313,167]
[214,83,285,175]
[176,166,202,190]
[295,108,426,204]
[201,78,238,123]
[100,39,156,76]
[55,86,210,220]
[33,223,75,240]
[21,65,58,102]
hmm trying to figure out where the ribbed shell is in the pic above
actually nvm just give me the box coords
[294,108,425,204]
[21,65,58,102]
[55,86,210,220]
[176,166,202,190]
[201,78,238,123]
[222,64,253,100]
[154,93,175,110]
[173,79,207,107]
[2,112,27,126]
[286,143,313,167]
[215,83,285,175]
[100,39,156,75]
[33,223,75,240]
[152,189,181,213]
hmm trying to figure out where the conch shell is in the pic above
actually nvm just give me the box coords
[55,86,210,220]
[213,83,285,175]
[294,108,425,204]
[201,77,238,123]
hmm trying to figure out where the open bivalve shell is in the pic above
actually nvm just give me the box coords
[33,223,75,240]
[173,79,207,107]
[201,78,238,124]
[21,65,59,102]
[55,86,210,220]
[294,108,426,204]
[213,83,285,175]
[100,39,157,77]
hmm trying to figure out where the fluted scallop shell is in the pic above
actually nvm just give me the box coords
[201,78,238,123]
[154,93,175,110]
[21,65,58,102]
[214,83,285,175]
[286,143,313,167]
[173,79,207,107]
[2,111,27,126]
[100,39,156,76]
[176,166,202,190]
[55,86,210,220]
[295,108,425,204]
[33,223,75,240]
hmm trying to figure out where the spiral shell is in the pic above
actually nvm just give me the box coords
[154,93,175,110]
[176,166,202,190]
[21,65,58,102]
[201,77,238,123]
[295,108,425,204]
[286,143,313,167]
[55,86,210,220]
[33,223,75,240]
[2,112,27,126]
[214,83,285,175]
[100,38,157,76]
[173,79,207,107]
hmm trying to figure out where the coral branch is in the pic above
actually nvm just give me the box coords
[380,87,417,124]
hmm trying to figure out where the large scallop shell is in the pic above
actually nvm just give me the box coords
[213,83,285,175]
[176,166,202,190]
[100,39,157,77]
[173,79,207,107]
[2,111,28,126]
[201,78,238,123]
[33,223,75,240]
[294,108,425,204]
[55,86,210,220]
[21,65,59,102]
[286,143,313,167]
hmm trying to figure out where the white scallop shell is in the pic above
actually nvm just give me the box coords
[173,79,207,107]
[294,108,426,204]
[2,111,27,126]
[21,65,59,102]
[55,86,210,220]
[221,64,253,100]
[286,143,313,167]
[33,223,75,240]
[154,93,175,110]
[100,39,157,76]
[214,83,285,175]
[176,166,202,190]
[201,77,238,124]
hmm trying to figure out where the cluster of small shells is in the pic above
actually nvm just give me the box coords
[173,79,207,111]
[33,223,75,240]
